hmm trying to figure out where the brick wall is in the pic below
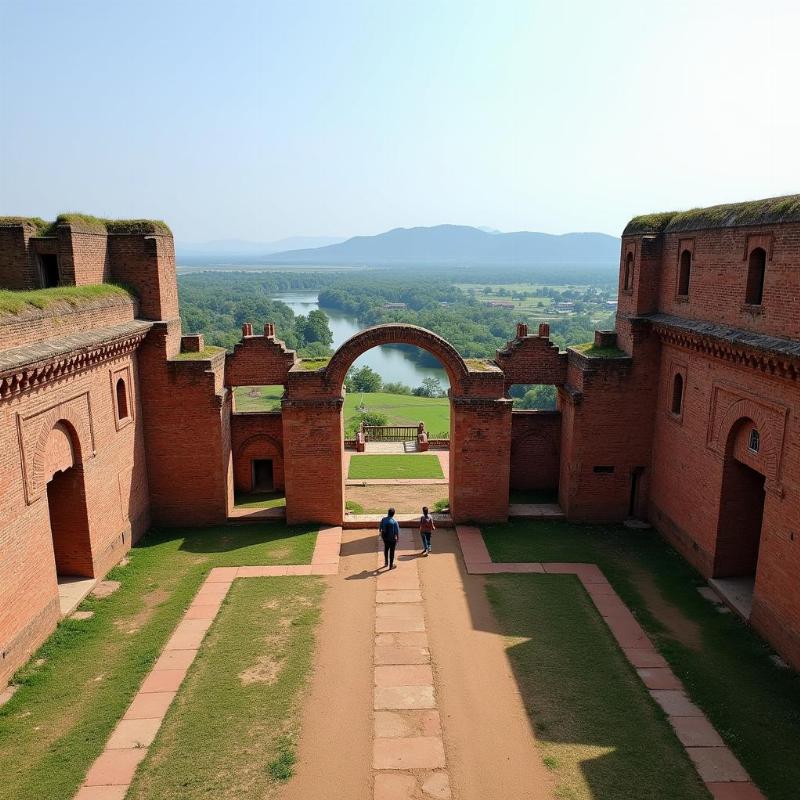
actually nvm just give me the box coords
[510,410,561,490]
[0,294,137,350]
[137,329,232,526]
[225,325,297,388]
[0,347,150,687]
[0,223,38,289]
[494,333,567,387]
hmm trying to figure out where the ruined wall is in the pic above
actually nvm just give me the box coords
[509,410,561,491]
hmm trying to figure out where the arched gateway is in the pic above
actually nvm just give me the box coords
[281,324,513,525]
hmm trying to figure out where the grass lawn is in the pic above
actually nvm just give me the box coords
[233,385,284,412]
[344,392,450,437]
[483,520,800,800]
[127,576,324,799]
[0,524,317,800]
[348,454,444,480]
[234,491,286,509]
[487,574,707,800]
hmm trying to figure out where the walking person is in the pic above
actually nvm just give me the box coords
[419,505,435,555]
[379,507,400,570]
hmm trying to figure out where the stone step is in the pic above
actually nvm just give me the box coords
[507,503,565,520]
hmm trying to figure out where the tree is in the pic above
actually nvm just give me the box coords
[295,309,333,348]
[413,376,443,398]
[515,384,557,410]
[347,365,382,393]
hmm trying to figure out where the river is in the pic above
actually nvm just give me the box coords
[272,290,449,389]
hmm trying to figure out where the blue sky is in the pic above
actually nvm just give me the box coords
[1,0,797,241]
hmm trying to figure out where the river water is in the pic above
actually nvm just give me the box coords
[273,290,449,389]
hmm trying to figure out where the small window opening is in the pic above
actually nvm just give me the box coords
[39,254,60,288]
[748,429,760,453]
[623,253,634,291]
[745,248,766,305]
[593,465,615,474]
[116,378,130,419]
[671,373,684,415]
[678,250,691,296]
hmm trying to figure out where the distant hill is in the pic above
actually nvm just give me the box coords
[263,225,619,265]
[176,235,345,262]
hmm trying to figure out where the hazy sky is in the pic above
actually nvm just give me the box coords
[1,1,798,242]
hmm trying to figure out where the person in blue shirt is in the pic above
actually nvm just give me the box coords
[379,507,400,570]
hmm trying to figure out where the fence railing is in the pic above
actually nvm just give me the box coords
[363,425,419,442]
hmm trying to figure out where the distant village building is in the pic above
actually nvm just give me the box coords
[383,302,407,310]
[486,300,515,309]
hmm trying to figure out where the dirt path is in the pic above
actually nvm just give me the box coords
[419,528,554,800]
[278,530,376,800]
[347,484,449,514]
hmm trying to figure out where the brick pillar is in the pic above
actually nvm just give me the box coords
[282,398,345,525]
[516,322,529,338]
[450,397,512,523]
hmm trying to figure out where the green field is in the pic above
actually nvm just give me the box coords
[234,385,283,412]
[344,392,449,436]
[348,454,444,479]
[234,387,450,437]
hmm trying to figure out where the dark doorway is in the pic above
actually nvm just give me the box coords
[714,458,766,577]
[628,467,644,517]
[39,254,60,288]
[47,467,94,578]
[252,459,274,492]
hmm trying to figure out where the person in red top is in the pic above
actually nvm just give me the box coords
[419,506,435,555]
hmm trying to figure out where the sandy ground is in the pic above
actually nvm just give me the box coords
[277,530,377,800]
[346,484,449,514]
[419,528,555,800]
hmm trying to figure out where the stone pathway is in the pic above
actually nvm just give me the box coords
[373,529,452,800]
[72,527,343,800]
[456,525,767,800]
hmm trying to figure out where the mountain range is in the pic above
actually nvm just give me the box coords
[176,225,619,266]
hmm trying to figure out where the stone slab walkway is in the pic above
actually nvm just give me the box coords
[455,525,766,800]
[373,529,452,799]
[72,527,343,800]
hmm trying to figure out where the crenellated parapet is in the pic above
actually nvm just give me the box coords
[225,322,297,388]
[494,321,567,388]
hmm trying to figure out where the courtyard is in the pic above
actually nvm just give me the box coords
[1,520,796,800]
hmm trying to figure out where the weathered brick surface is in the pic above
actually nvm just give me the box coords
[225,326,296,387]
[495,333,567,388]
[510,410,561,490]
[0,347,150,686]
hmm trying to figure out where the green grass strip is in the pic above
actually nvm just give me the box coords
[348,454,444,480]
[486,574,707,800]
[0,284,131,316]
[127,576,324,799]
[483,520,800,800]
[0,524,316,800]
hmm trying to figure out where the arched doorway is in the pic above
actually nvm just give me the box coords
[43,422,94,578]
[282,324,511,525]
[714,418,767,579]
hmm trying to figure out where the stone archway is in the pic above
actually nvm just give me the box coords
[282,324,511,525]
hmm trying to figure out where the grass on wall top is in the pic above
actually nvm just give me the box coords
[0,214,171,236]
[0,284,132,316]
[624,194,800,235]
